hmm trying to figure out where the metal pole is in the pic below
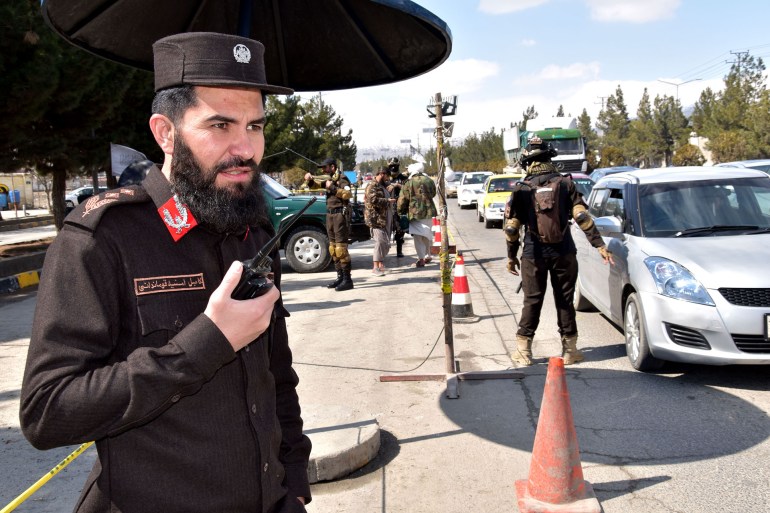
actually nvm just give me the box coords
[434,93,455,375]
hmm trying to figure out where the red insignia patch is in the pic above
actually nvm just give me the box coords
[158,195,198,242]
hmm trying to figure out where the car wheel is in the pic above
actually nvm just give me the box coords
[573,277,595,312]
[484,217,493,229]
[624,293,664,371]
[285,228,331,273]
[477,208,484,222]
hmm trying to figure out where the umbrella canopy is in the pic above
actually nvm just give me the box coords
[40,0,452,91]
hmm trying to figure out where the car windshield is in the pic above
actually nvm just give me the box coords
[487,178,518,193]
[573,178,594,198]
[639,176,770,236]
[464,174,490,184]
[261,174,291,199]
[548,138,583,156]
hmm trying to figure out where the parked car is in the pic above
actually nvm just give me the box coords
[476,173,523,228]
[456,171,493,208]
[65,185,108,211]
[573,166,770,371]
[715,159,770,175]
[445,172,464,198]
[589,165,638,182]
[563,172,595,199]
[262,174,369,273]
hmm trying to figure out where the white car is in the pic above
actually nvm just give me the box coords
[574,166,770,371]
[456,171,493,208]
[715,159,770,175]
[65,185,108,211]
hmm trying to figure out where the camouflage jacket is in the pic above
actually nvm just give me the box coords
[397,173,437,220]
[364,181,391,229]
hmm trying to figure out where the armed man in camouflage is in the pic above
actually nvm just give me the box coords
[364,167,396,275]
[303,157,354,291]
[397,162,437,267]
[504,136,614,366]
[385,157,410,257]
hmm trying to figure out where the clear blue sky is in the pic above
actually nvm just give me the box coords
[313,0,770,158]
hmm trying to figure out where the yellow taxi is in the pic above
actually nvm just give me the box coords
[476,173,524,228]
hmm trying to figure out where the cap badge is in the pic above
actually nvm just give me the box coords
[233,44,251,64]
[159,194,198,242]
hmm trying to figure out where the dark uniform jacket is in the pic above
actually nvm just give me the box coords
[508,167,603,260]
[20,167,311,513]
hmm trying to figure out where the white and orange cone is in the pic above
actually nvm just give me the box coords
[451,251,474,318]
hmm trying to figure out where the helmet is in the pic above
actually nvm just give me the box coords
[521,136,557,165]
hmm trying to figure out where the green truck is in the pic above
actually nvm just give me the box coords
[262,174,369,273]
[502,117,588,174]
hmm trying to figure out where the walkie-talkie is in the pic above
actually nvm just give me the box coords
[231,196,318,300]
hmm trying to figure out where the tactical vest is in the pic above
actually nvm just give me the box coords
[521,175,569,244]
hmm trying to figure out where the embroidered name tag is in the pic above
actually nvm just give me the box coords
[134,273,206,296]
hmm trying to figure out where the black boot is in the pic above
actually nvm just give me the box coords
[326,269,343,289]
[396,240,404,258]
[335,269,354,291]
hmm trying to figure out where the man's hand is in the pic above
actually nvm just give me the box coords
[325,180,333,188]
[507,257,520,275]
[303,172,312,181]
[204,261,280,352]
[598,246,615,265]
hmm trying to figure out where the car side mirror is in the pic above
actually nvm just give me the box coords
[595,216,623,237]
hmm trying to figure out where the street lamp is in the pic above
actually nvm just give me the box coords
[657,78,702,101]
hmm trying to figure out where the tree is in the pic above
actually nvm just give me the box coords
[672,144,705,166]
[596,85,630,157]
[651,95,690,166]
[577,109,599,170]
[0,0,156,228]
[556,105,565,117]
[626,89,658,168]
[301,95,357,171]
[447,128,505,172]
[518,105,538,131]
[261,95,357,181]
[692,52,768,160]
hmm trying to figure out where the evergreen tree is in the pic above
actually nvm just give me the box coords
[518,105,538,131]
[626,89,658,168]
[596,85,630,163]
[652,95,690,166]
[577,108,599,170]
[448,128,505,172]
[692,52,768,161]
[0,0,156,228]
[556,105,565,117]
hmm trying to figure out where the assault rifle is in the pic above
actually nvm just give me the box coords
[231,196,317,299]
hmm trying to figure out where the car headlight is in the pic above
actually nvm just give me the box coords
[643,257,714,306]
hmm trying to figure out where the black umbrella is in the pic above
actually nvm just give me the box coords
[40,0,452,91]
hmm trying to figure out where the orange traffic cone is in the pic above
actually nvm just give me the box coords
[430,224,442,255]
[431,216,440,234]
[451,251,474,318]
[515,357,601,513]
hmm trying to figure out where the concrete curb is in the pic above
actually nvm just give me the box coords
[304,415,381,484]
[0,269,41,294]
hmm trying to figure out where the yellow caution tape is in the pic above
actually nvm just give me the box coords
[1,441,94,513]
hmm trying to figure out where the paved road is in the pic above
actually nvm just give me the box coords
[1,201,769,513]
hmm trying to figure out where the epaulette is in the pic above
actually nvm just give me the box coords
[64,186,151,232]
